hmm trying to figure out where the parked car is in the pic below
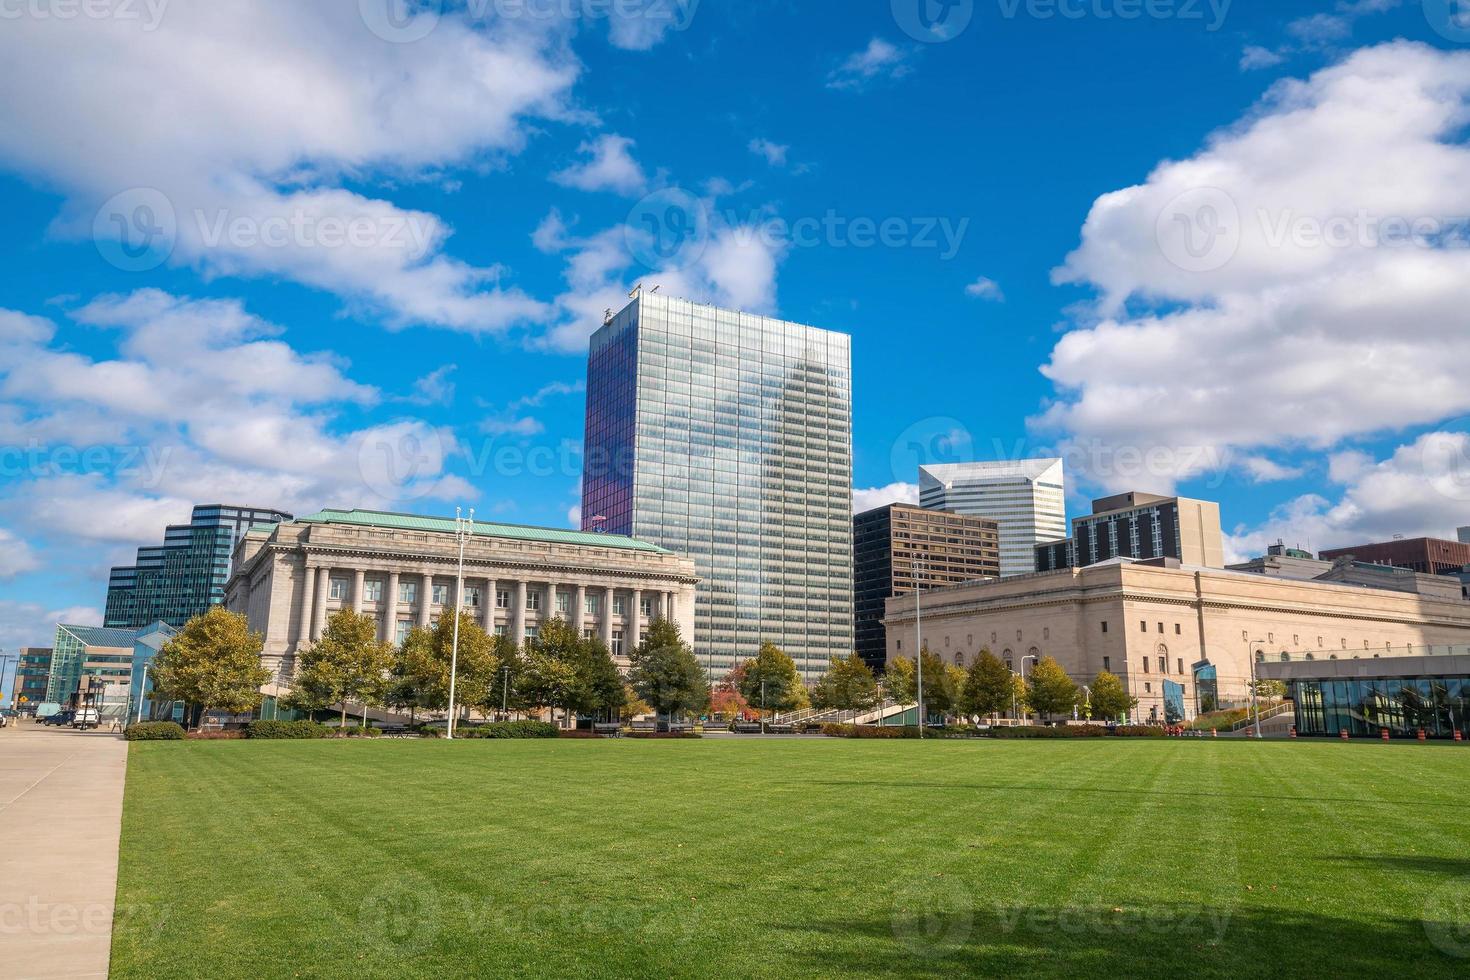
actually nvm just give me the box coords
[44,711,75,727]
[72,708,101,730]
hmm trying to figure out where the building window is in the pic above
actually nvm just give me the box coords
[399,581,417,605]
[896,639,902,651]
[527,590,541,611]
[585,594,600,616]
[497,590,510,609]
[1177,658,1184,675]
[612,630,624,657]
[432,584,449,606]
[525,626,539,642]
[583,629,596,641]
[463,587,480,609]
[1140,621,1147,633]
[395,620,413,644]
[640,596,652,617]
[944,636,951,647]
[494,625,507,637]
[364,580,382,603]
[556,591,571,614]
[614,597,626,615]
[954,653,964,667]
[329,578,347,600]
[1144,682,1152,693]
[1174,624,1181,635]
[1102,656,1111,672]
[1101,621,1108,633]
[1158,656,1167,673]
[1157,623,1164,634]
[1142,659,1150,673]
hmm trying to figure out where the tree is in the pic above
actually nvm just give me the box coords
[961,650,1014,720]
[398,612,501,722]
[1089,670,1137,722]
[627,618,710,725]
[710,666,752,721]
[1250,678,1287,704]
[1026,656,1080,721]
[150,607,270,729]
[737,642,805,719]
[810,653,879,712]
[916,650,963,718]
[289,609,396,727]
[884,657,917,706]
[516,619,625,725]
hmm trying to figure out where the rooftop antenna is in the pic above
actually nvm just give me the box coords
[650,284,661,293]
[629,283,642,299]
[603,308,613,326]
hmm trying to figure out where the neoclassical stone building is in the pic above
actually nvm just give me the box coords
[883,557,1470,723]
[225,509,698,686]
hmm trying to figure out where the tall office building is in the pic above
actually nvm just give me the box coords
[12,647,53,708]
[918,459,1067,577]
[1035,492,1224,572]
[105,503,292,629]
[853,503,1000,672]
[581,292,853,679]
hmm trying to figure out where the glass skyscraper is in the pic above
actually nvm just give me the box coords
[104,504,292,629]
[582,293,853,679]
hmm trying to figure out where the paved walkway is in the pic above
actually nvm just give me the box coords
[0,722,129,979]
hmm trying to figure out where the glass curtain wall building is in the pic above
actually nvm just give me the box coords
[1261,653,1470,738]
[582,293,853,679]
[105,503,292,629]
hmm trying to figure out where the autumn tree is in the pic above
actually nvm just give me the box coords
[737,642,805,719]
[150,607,270,729]
[961,650,1015,720]
[1089,670,1137,722]
[627,618,710,726]
[289,609,396,727]
[810,653,879,712]
[398,611,501,724]
[1026,656,1080,721]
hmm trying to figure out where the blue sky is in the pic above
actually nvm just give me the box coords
[3,0,1470,660]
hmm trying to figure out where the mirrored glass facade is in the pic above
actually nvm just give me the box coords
[1290,676,1470,738]
[583,293,853,679]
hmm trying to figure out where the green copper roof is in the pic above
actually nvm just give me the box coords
[295,509,670,554]
[57,624,139,649]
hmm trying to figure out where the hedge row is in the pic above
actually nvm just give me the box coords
[124,721,186,741]
[624,731,702,739]
[991,724,1169,739]
[460,721,561,739]
[245,719,330,739]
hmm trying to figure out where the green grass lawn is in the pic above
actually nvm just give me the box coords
[111,738,1470,978]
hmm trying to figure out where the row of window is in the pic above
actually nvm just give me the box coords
[326,578,657,617]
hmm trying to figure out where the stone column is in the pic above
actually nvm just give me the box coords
[481,577,496,632]
[571,583,586,634]
[601,587,615,650]
[352,569,366,615]
[513,580,528,645]
[312,566,331,640]
[295,558,316,646]
[666,591,678,630]
[417,571,433,627]
[630,588,643,646]
[384,570,400,643]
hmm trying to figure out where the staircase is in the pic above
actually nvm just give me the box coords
[772,701,905,727]
[1226,701,1295,736]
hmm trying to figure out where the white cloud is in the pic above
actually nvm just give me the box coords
[827,38,913,92]
[854,482,919,514]
[1240,45,1287,71]
[0,290,469,554]
[402,366,458,407]
[748,138,790,167]
[0,3,577,335]
[0,600,102,654]
[0,528,40,578]
[567,503,583,528]
[1226,430,1470,561]
[964,276,1004,301]
[602,0,696,50]
[1043,43,1470,490]
[552,135,649,196]
[479,380,585,436]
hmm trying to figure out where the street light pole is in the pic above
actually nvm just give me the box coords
[134,662,150,726]
[447,507,474,740]
[914,556,924,739]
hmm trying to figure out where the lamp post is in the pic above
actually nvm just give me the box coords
[914,556,925,739]
[500,664,511,721]
[446,506,474,740]
[1247,638,1265,739]
[134,662,150,726]
[876,679,885,729]
[1019,654,1037,724]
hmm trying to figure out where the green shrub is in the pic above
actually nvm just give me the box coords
[124,721,186,741]
[1114,725,1168,737]
[461,721,560,739]
[1189,708,1249,731]
[821,724,924,739]
[624,731,702,739]
[245,719,329,739]
[991,725,1109,738]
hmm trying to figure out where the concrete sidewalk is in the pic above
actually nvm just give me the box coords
[0,723,129,979]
